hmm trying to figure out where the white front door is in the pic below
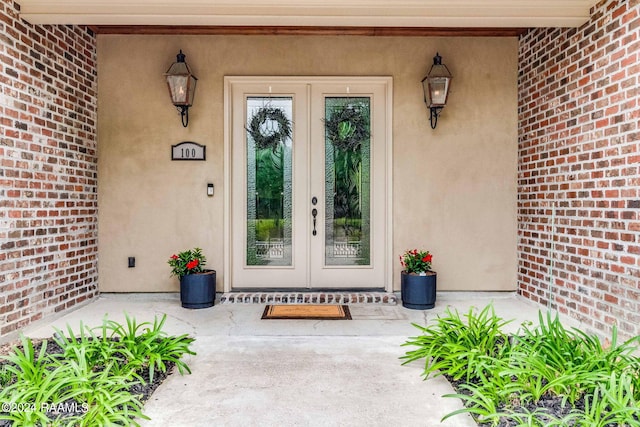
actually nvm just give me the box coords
[225,77,392,290]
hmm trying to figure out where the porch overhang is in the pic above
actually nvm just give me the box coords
[16,0,597,29]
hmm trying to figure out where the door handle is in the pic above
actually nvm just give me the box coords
[312,208,318,236]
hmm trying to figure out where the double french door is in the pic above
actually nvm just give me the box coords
[224,77,392,290]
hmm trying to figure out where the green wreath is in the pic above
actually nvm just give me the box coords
[324,105,370,152]
[247,107,292,151]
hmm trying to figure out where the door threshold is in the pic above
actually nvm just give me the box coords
[219,291,397,305]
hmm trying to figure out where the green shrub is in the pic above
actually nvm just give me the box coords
[402,304,640,426]
[0,314,195,426]
[401,305,512,382]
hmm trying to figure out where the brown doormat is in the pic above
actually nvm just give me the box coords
[261,304,352,320]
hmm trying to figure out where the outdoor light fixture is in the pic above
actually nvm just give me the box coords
[164,50,198,127]
[421,52,452,129]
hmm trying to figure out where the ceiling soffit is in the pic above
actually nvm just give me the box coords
[15,0,596,31]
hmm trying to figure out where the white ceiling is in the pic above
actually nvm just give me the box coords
[16,0,597,28]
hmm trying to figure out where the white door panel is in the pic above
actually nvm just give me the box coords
[225,77,392,290]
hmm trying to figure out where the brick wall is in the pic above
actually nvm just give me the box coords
[0,0,98,338]
[518,0,640,337]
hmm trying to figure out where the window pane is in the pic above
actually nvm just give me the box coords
[246,97,293,266]
[324,97,371,266]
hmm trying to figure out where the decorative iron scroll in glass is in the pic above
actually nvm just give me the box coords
[324,97,371,266]
[246,97,293,266]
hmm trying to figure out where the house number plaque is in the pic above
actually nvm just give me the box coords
[171,141,206,161]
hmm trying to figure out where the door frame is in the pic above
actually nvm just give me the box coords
[223,76,394,292]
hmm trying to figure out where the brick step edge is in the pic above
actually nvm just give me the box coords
[219,292,398,305]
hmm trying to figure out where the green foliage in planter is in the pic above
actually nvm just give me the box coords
[0,314,195,426]
[168,248,207,278]
[402,304,640,426]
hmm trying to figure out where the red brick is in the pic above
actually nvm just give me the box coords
[518,0,640,339]
[0,0,98,340]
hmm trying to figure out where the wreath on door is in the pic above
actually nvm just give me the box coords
[247,107,292,151]
[324,105,370,152]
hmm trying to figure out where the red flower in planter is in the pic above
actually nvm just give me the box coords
[167,248,207,278]
[400,249,433,274]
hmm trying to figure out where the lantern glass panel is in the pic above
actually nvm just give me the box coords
[167,75,189,104]
[429,77,450,106]
[186,75,197,106]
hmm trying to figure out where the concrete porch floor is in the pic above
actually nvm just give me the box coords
[21,292,580,426]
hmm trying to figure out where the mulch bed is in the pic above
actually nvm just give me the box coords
[445,374,640,427]
[446,375,582,426]
[0,337,173,426]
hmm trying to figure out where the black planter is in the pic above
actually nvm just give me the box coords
[401,271,437,310]
[180,270,216,309]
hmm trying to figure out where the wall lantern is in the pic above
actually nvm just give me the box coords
[164,50,198,127]
[421,52,452,129]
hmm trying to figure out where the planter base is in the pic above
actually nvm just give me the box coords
[182,301,214,309]
[402,301,435,310]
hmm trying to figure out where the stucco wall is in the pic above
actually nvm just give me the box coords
[97,35,518,292]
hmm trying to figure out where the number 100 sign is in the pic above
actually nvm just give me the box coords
[171,141,206,161]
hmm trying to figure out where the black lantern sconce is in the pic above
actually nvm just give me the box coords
[164,50,198,127]
[421,53,452,129]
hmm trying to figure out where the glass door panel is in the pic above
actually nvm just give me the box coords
[229,80,309,289]
[245,97,293,267]
[227,76,391,290]
[324,97,371,266]
[308,80,389,289]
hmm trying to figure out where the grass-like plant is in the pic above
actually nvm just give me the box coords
[0,314,195,426]
[402,304,640,426]
[0,337,90,426]
[401,305,512,382]
[103,314,195,383]
[0,364,13,387]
